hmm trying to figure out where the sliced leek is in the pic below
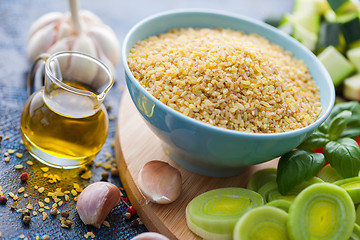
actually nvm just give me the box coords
[334,176,360,204]
[266,199,292,213]
[186,188,264,240]
[350,223,360,240]
[288,183,355,240]
[247,168,277,192]
[317,164,343,182]
[233,206,289,240]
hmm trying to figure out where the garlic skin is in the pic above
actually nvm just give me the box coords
[27,10,120,78]
[131,232,170,240]
[138,161,182,204]
[76,182,121,228]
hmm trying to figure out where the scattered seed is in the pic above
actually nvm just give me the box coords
[9,192,15,198]
[16,153,23,158]
[131,219,139,227]
[18,187,25,194]
[44,198,50,203]
[71,189,77,196]
[95,162,102,168]
[50,208,58,216]
[80,170,91,180]
[38,208,44,213]
[103,220,110,227]
[13,195,19,201]
[26,160,33,166]
[42,212,48,221]
[26,204,33,210]
[4,156,10,162]
[65,219,73,227]
[124,212,132,220]
[60,210,69,218]
[38,187,45,193]
[33,211,37,216]
[58,201,64,206]
[11,201,17,209]
[64,195,69,201]
[41,167,49,172]
[38,201,44,208]
[4,136,9,140]
[23,215,31,224]
[24,193,28,198]
[19,234,25,239]
[42,235,50,240]
[110,167,119,176]
[101,172,109,181]
[44,206,50,210]
[0,196,7,204]
[7,149,15,154]
[78,165,87,175]
[14,164,24,169]
[21,209,30,217]
[52,203,57,208]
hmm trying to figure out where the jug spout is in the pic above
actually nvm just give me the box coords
[43,51,114,118]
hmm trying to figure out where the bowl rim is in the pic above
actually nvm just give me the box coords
[122,8,335,139]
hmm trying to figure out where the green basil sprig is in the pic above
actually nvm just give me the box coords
[277,101,360,195]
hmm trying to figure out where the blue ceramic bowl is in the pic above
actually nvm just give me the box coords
[122,9,335,177]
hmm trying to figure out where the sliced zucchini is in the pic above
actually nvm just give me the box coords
[233,206,289,240]
[247,168,277,192]
[317,22,344,52]
[350,223,360,240]
[266,199,292,213]
[288,183,355,240]
[334,176,360,203]
[317,164,343,182]
[343,74,360,101]
[317,45,356,86]
[186,188,264,240]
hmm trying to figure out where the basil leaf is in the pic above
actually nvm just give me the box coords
[328,110,352,140]
[326,101,360,138]
[298,130,329,150]
[277,150,325,195]
[324,138,360,178]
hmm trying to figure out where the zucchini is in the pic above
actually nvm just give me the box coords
[340,16,360,46]
[186,188,264,240]
[317,45,356,86]
[317,22,345,52]
[334,176,360,204]
[233,206,289,240]
[343,74,360,100]
[288,183,355,240]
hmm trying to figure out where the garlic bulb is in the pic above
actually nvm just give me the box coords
[131,232,170,240]
[76,182,122,228]
[138,160,182,204]
[27,0,120,79]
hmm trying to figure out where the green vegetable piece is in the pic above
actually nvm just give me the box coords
[328,110,352,140]
[259,177,323,203]
[344,74,360,101]
[340,17,360,45]
[317,164,343,182]
[327,0,349,12]
[324,138,360,178]
[356,205,360,225]
[298,130,329,150]
[350,223,360,240]
[288,183,355,240]
[334,176,360,204]
[347,47,360,72]
[186,188,264,240]
[325,101,360,138]
[317,45,355,86]
[246,168,277,192]
[277,150,325,195]
[233,206,289,240]
[317,22,343,52]
[266,199,292,213]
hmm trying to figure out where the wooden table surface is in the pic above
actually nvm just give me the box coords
[0,0,292,239]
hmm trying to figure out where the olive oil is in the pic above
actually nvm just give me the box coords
[21,84,109,168]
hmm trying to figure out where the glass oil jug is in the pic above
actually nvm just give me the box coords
[21,51,114,168]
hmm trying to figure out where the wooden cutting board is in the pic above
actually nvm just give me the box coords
[114,90,278,240]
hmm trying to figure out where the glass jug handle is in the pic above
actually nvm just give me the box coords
[27,53,50,96]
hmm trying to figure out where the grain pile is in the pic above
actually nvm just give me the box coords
[127,28,321,133]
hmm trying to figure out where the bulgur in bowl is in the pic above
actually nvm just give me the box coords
[122,9,335,177]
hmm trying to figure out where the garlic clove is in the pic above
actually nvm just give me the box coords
[76,182,121,228]
[131,232,170,240]
[27,23,58,61]
[138,161,182,204]
[80,10,103,25]
[28,12,63,38]
[89,26,120,66]
[68,34,98,84]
